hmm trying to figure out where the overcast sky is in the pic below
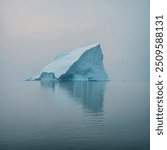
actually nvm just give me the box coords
[0,0,149,81]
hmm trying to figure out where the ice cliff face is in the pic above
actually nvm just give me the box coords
[27,43,108,81]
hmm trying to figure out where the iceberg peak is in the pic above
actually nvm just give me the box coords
[27,43,108,81]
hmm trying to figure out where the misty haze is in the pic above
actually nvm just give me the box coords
[0,0,149,150]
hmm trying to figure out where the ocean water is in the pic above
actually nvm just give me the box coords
[0,81,149,150]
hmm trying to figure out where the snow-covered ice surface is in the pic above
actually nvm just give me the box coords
[26,43,108,81]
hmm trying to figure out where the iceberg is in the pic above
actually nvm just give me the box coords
[27,43,108,81]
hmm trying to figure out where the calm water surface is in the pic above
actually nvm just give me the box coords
[0,81,149,150]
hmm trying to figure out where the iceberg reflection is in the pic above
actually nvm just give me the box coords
[40,81,107,113]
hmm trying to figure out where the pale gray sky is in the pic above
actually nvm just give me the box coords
[0,0,149,81]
